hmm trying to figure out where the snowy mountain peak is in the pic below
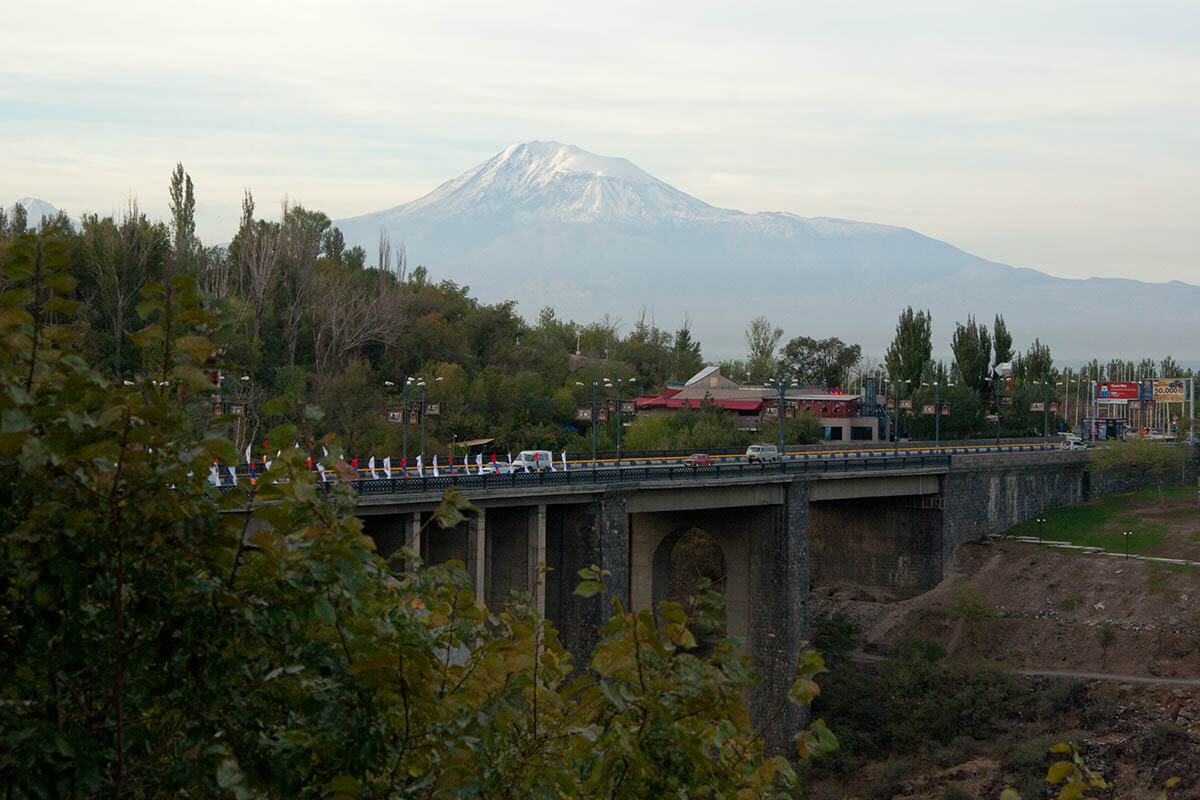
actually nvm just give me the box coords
[7,197,63,230]
[385,141,720,224]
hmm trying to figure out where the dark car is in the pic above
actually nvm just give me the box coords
[683,453,715,466]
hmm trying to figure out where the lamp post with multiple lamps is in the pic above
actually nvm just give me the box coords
[576,379,604,469]
[1123,530,1132,560]
[922,377,953,445]
[765,377,802,453]
[418,376,443,465]
[610,377,637,465]
[882,375,910,453]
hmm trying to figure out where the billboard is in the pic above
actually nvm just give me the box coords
[1096,381,1138,402]
[899,399,913,410]
[1152,378,1186,403]
[921,403,936,415]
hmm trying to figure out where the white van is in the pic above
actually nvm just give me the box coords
[511,450,554,471]
[745,444,780,463]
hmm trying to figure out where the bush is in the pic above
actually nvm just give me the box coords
[942,784,972,800]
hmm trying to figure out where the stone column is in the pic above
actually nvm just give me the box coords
[557,491,630,659]
[405,512,422,573]
[468,508,487,604]
[528,504,547,617]
[749,478,811,755]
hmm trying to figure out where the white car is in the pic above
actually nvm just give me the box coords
[746,444,780,463]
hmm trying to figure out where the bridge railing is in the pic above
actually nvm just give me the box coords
[308,452,954,498]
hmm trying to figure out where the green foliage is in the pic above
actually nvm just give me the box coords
[949,583,993,643]
[951,315,991,398]
[779,335,862,388]
[0,230,835,796]
[884,307,932,389]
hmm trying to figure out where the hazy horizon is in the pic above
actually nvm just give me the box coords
[3,1,1198,288]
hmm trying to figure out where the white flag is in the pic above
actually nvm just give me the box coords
[475,452,483,471]
[523,461,530,473]
[317,463,327,482]
[264,459,272,471]
[993,361,1014,376]
[368,456,378,479]
[208,462,220,486]
[244,444,251,464]
[322,446,329,457]
[228,465,238,485]
[416,454,424,477]
[463,454,470,474]
[507,452,513,467]
[383,456,392,479]
[562,451,568,472]
[432,455,439,477]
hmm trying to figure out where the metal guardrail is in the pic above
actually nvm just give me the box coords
[218,453,952,498]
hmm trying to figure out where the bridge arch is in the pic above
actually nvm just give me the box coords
[651,526,729,643]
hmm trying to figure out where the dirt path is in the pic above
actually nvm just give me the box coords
[847,652,1200,686]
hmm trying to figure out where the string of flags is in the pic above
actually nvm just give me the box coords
[210,442,570,486]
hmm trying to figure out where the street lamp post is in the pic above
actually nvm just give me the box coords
[418,376,444,465]
[1042,378,1050,440]
[612,377,636,466]
[403,377,414,465]
[1123,529,1132,559]
[575,379,603,469]
[765,378,799,453]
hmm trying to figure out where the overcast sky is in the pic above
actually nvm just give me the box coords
[2,0,1197,283]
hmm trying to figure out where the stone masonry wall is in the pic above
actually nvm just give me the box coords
[809,497,944,592]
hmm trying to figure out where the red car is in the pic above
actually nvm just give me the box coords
[683,453,715,466]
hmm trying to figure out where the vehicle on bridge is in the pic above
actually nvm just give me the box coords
[745,444,780,463]
[511,450,554,471]
[683,453,715,466]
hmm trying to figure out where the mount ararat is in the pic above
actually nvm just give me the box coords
[235,143,1200,361]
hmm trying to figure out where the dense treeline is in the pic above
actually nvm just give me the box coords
[3,170,1193,458]
[1,169,715,460]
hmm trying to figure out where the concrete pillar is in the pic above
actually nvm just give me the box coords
[749,478,810,755]
[528,504,547,617]
[468,508,487,605]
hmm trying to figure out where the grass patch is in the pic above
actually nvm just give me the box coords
[1147,562,1199,590]
[1004,500,1172,555]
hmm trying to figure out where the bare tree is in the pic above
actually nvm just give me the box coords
[311,265,404,376]
[234,190,281,344]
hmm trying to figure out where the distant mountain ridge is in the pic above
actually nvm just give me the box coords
[8,197,63,229]
[330,141,1200,362]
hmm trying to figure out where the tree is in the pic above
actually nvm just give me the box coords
[884,307,932,389]
[951,315,991,398]
[1090,438,1187,504]
[779,335,861,388]
[1,228,838,797]
[1017,338,1054,384]
[745,315,783,382]
[671,316,705,380]
[992,314,1013,366]
[167,162,197,276]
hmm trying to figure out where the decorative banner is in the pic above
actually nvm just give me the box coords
[597,408,609,422]
[899,399,913,410]
[408,410,420,425]
[211,401,226,418]
[1153,378,1186,403]
[921,403,936,415]
[575,408,593,421]
[1030,402,1045,412]
[1096,381,1138,401]
[424,402,441,416]
[784,405,795,419]
[764,405,779,418]
[387,410,404,424]
[1001,396,1013,405]
[885,398,894,410]
[941,404,951,416]
[229,403,246,417]
[1050,401,1059,412]
[621,400,636,414]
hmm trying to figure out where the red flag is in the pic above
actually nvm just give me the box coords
[351,457,359,469]
[491,453,496,464]
[400,456,407,477]
[306,455,312,469]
